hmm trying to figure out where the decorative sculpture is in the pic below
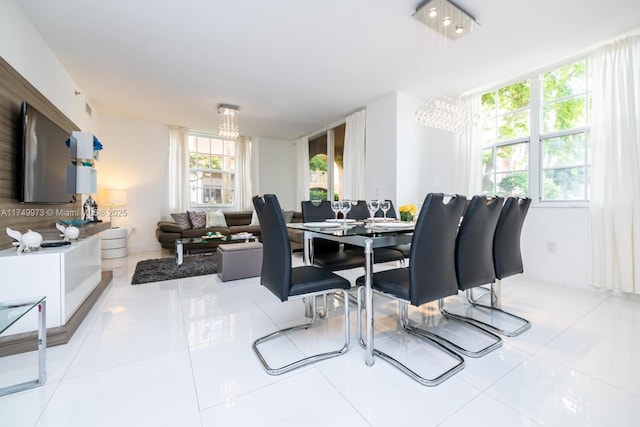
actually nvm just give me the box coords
[56,223,80,242]
[6,227,43,253]
[83,195,99,222]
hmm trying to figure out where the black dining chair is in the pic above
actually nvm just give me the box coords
[354,194,500,386]
[342,200,407,263]
[300,200,366,271]
[252,194,352,375]
[489,197,532,335]
[438,196,510,329]
[446,196,531,336]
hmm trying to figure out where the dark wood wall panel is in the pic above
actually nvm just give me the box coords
[0,56,81,249]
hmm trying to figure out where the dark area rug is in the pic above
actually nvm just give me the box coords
[131,253,217,284]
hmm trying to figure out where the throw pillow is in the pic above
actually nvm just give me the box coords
[188,211,206,229]
[283,210,294,223]
[170,212,191,230]
[206,209,228,228]
[249,210,260,226]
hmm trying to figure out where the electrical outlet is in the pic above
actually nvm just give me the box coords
[546,241,556,253]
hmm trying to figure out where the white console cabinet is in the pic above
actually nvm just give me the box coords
[0,235,101,334]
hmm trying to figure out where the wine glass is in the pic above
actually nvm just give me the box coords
[366,199,380,222]
[379,200,391,221]
[330,200,341,221]
[340,200,352,225]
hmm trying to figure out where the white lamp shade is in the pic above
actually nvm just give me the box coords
[107,189,127,205]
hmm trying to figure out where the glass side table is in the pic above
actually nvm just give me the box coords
[0,297,47,396]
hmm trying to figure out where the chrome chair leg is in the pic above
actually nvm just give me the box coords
[399,300,502,358]
[446,281,530,337]
[356,287,465,386]
[253,289,350,375]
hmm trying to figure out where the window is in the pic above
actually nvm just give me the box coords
[308,123,345,201]
[188,132,236,206]
[540,60,591,200]
[480,58,591,202]
[481,80,531,197]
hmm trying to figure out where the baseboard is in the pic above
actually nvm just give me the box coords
[0,270,113,357]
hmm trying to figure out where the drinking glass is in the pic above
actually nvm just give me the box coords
[340,200,352,225]
[379,200,391,220]
[366,200,380,222]
[330,200,341,221]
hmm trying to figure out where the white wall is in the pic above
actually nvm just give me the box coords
[95,113,169,253]
[521,207,589,286]
[365,93,398,202]
[253,137,297,211]
[0,0,94,131]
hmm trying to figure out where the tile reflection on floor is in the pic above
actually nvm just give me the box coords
[1,250,640,426]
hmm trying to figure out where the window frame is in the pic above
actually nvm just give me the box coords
[480,56,591,208]
[481,78,532,198]
[188,131,237,209]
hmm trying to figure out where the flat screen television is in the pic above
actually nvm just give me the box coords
[19,101,75,203]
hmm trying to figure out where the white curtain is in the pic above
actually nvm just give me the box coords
[343,109,366,199]
[168,126,190,213]
[589,35,640,293]
[296,136,309,207]
[236,136,253,210]
[453,93,483,196]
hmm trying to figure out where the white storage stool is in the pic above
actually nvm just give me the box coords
[217,241,263,282]
[101,227,128,259]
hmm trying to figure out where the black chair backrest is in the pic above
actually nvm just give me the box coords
[347,200,369,220]
[409,193,466,306]
[493,197,531,279]
[301,200,334,222]
[253,194,292,302]
[374,200,398,219]
[455,195,504,290]
[301,200,340,252]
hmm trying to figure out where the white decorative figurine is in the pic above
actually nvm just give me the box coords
[56,223,80,242]
[6,227,43,253]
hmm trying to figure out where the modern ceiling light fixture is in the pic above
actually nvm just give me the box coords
[412,0,477,40]
[413,0,480,133]
[218,104,239,138]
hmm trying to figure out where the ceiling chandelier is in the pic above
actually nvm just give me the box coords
[412,0,480,134]
[218,104,239,138]
[412,0,477,40]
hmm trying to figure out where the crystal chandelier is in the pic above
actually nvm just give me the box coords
[412,0,480,134]
[218,104,239,138]
[415,94,479,133]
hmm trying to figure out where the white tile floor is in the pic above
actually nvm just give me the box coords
[2,250,640,427]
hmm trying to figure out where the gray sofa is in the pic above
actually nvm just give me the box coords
[156,210,304,252]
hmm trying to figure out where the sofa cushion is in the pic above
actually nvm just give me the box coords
[228,225,261,235]
[170,212,191,230]
[189,211,206,228]
[283,210,294,223]
[250,210,260,226]
[206,209,228,228]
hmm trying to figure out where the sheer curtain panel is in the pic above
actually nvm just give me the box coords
[343,109,366,199]
[168,126,190,214]
[296,136,310,207]
[236,136,253,211]
[453,94,482,195]
[589,35,640,294]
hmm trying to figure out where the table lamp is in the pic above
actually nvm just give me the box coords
[106,189,127,228]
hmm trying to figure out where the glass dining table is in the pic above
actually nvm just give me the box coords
[0,296,47,396]
[287,220,414,367]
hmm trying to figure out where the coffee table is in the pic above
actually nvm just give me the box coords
[0,296,47,396]
[175,234,258,266]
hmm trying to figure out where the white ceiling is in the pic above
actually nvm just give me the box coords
[17,0,640,140]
